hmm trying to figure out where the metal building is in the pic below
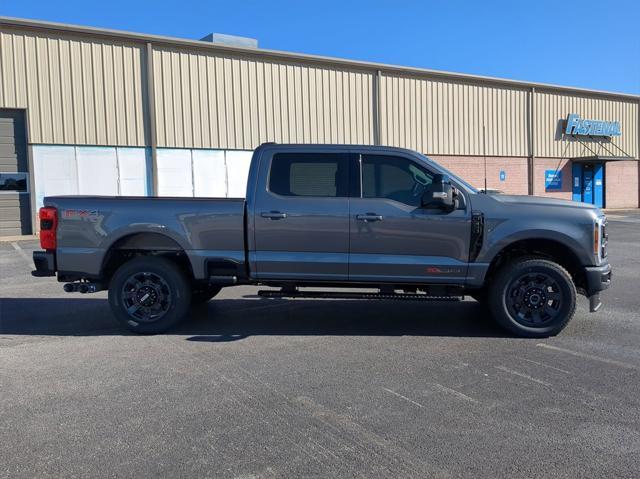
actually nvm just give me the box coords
[0,16,638,235]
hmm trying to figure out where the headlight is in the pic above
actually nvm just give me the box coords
[594,217,607,262]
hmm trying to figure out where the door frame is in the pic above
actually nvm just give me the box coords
[571,160,606,208]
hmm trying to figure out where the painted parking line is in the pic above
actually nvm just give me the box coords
[517,357,571,375]
[382,388,424,409]
[10,242,32,266]
[427,382,478,404]
[495,365,551,386]
[536,343,638,370]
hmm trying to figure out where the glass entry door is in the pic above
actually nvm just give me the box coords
[572,162,604,208]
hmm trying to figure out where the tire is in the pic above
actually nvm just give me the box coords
[108,256,192,334]
[191,285,222,304]
[488,257,577,338]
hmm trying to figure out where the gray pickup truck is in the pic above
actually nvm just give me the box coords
[33,143,611,337]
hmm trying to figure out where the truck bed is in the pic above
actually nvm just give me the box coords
[44,195,246,279]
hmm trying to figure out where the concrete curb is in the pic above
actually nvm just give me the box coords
[0,234,38,243]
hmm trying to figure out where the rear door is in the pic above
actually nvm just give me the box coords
[251,148,351,280]
[349,152,471,284]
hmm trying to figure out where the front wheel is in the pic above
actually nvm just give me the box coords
[488,257,577,338]
[108,256,192,334]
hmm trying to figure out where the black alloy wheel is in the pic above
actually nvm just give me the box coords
[488,257,577,338]
[506,271,563,326]
[121,271,173,322]
[108,256,191,333]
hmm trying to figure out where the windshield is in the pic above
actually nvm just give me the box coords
[416,153,478,193]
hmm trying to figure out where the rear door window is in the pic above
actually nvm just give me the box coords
[269,153,350,197]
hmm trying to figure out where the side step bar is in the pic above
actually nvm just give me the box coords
[258,289,462,301]
[209,275,238,285]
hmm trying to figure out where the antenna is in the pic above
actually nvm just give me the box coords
[483,124,487,193]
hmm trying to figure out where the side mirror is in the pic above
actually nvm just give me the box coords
[422,174,455,211]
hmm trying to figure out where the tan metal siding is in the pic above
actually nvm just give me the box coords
[0,28,145,146]
[379,74,529,156]
[152,47,374,149]
[534,91,638,158]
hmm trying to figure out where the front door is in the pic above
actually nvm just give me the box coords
[252,150,351,281]
[349,153,471,284]
[572,162,604,208]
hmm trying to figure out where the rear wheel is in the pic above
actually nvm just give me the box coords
[488,257,577,337]
[108,256,191,334]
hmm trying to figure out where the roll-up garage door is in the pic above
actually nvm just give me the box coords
[0,109,31,236]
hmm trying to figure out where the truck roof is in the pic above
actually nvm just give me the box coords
[256,143,421,156]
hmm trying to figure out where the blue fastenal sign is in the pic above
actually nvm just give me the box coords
[565,114,621,137]
[545,170,562,191]
[499,170,506,182]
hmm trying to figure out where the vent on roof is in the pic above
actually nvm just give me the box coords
[200,33,258,48]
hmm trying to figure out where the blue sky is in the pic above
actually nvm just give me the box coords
[2,0,639,94]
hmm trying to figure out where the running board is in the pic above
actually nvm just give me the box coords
[258,289,462,301]
[209,275,238,285]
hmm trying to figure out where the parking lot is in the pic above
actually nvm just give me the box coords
[1,211,639,478]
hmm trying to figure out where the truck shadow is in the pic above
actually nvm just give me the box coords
[0,297,508,339]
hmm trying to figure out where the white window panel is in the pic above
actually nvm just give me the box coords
[117,148,149,196]
[225,150,252,198]
[192,150,227,197]
[32,145,78,208]
[76,147,119,196]
[157,149,193,197]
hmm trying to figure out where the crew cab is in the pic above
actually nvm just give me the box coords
[32,143,612,337]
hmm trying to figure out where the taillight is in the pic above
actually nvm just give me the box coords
[39,207,58,250]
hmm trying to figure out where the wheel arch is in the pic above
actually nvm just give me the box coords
[484,237,587,294]
[100,232,195,282]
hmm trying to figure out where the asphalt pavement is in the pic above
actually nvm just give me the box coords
[1,211,639,478]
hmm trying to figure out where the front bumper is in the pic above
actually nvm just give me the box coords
[32,250,56,277]
[584,262,612,312]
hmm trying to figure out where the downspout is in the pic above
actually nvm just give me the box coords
[372,70,382,146]
[528,87,535,196]
[143,42,159,196]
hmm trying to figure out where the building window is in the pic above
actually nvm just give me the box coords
[361,155,432,207]
[268,153,349,197]
[0,173,29,193]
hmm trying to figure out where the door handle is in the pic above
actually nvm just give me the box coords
[356,213,383,222]
[261,211,287,220]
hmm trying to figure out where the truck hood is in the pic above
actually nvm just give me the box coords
[491,194,598,210]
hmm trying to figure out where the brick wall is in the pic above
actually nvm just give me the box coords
[430,155,639,208]
[431,156,528,195]
[532,158,572,201]
[605,161,640,209]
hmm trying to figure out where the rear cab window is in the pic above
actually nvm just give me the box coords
[268,153,350,197]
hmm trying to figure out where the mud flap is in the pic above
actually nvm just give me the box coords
[589,293,602,313]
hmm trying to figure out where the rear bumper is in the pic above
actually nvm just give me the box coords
[584,262,612,313]
[32,250,56,277]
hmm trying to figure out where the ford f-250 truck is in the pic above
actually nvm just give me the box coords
[32,143,611,337]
